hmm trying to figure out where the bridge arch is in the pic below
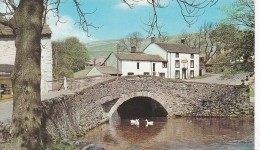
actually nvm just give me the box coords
[105,91,174,119]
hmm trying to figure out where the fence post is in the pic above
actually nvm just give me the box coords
[64,77,68,90]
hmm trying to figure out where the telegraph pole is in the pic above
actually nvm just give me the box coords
[116,44,120,79]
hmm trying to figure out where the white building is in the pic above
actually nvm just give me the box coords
[103,51,168,78]
[0,23,53,95]
[144,41,200,79]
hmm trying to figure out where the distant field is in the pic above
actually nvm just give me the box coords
[85,35,181,59]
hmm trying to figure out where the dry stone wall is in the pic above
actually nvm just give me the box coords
[42,76,252,138]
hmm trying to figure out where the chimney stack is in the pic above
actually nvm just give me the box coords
[181,38,186,44]
[151,37,156,43]
[131,45,136,53]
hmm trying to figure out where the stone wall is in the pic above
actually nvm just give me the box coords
[42,76,252,138]
[50,75,115,91]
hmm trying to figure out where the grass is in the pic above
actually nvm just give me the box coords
[217,70,244,75]
[250,90,254,97]
[193,74,213,79]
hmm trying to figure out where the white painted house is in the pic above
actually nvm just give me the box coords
[0,23,53,95]
[144,41,200,79]
[103,50,168,78]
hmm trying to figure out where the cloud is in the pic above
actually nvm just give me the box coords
[46,11,96,43]
[115,0,150,10]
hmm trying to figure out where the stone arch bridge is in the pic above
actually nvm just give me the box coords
[42,76,251,137]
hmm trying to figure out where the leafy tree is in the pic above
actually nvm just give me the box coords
[52,37,90,79]
[231,30,254,72]
[220,0,254,29]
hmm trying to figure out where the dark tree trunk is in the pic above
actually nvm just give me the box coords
[10,0,44,149]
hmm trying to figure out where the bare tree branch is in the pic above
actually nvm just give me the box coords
[73,0,100,37]
[124,0,218,37]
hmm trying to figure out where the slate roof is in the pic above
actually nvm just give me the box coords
[95,66,121,75]
[0,64,14,74]
[155,42,199,54]
[74,67,93,78]
[0,23,52,36]
[115,52,166,62]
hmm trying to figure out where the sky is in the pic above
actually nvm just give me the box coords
[46,0,237,43]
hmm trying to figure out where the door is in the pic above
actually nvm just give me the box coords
[182,68,187,79]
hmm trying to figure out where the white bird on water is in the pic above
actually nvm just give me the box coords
[145,119,154,127]
[130,119,139,126]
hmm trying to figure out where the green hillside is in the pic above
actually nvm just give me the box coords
[85,35,181,59]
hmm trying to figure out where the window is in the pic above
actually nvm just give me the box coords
[1,84,11,95]
[144,72,149,75]
[137,62,140,69]
[200,57,204,63]
[159,73,165,78]
[190,60,194,68]
[176,53,179,58]
[175,70,180,79]
[191,54,194,59]
[153,63,156,71]
[175,60,180,68]
[190,70,194,78]
[162,62,167,68]
[128,72,134,75]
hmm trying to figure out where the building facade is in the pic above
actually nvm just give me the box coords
[103,52,168,77]
[144,42,200,79]
[0,23,53,96]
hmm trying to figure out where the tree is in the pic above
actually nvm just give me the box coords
[118,32,143,52]
[52,37,90,79]
[0,0,92,149]
[220,0,254,29]
[218,0,254,73]
[0,0,219,149]
[231,30,254,72]
[181,23,217,64]
[158,32,169,42]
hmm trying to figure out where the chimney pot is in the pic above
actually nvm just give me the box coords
[151,37,156,43]
[181,38,185,44]
[131,46,136,53]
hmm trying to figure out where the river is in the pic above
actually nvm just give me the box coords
[82,117,254,150]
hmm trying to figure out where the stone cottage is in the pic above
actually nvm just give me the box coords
[0,23,53,96]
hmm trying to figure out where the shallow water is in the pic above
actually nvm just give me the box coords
[82,117,254,150]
